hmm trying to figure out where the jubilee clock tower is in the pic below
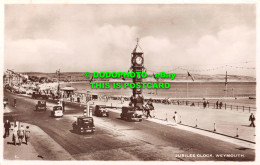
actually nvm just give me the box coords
[131,38,145,97]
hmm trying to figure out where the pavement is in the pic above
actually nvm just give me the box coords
[3,124,41,160]
[88,99,256,143]
[3,108,74,160]
[3,90,255,161]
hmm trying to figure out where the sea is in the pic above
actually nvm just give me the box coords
[61,82,256,98]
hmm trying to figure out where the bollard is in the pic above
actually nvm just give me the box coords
[179,115,182,124]
[243,106,244,111]
[195,119,197,128]
[237,106,238,111]
[214,123,216,132]
[236,128,239,137]
[231,105,232,110]
[166,113,168,121]
[225,103,226,109]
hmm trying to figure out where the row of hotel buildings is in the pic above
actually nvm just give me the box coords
[3,70,29,86]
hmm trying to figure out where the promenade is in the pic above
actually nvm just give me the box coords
[89,99,256,143]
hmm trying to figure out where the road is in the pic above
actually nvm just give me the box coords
[4,91,255,161]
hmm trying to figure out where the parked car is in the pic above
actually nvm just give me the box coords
[94,105,109,117]
[26,89,34,95]
[35,100,47,111]
[51,106,63,117]
[120,106,142,122]
[72,116,95,134]
[32,92,48,99]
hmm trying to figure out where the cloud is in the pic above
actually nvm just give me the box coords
[186,26,255,63]
[4,5,256,77]
[4,24,139,72]
[5,39,73,71]
[184,26,255,76]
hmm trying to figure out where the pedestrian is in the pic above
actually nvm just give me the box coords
[173,111,179,124]
[121,96,124,104]
[219,102,223,109]
[146,109,152,118]
[18,125,25,145]
[203,101,206,109]
[4,120,11,138]
[147,98,154,110]
[216,100,219,109]
[12,125,18,146]
[249,113,255,127]
[132,96,137,107]
[62,100,65,112]
[130,95,134,105]
[14,98,17,107]
[4,100,7,109]
[25,126,30,145]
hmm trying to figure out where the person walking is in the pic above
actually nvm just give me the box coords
[203,101,206,109]
[18,125,25,145]
[219,102,223,109]
[249,113,255,127]
[12,125,18,146]
[146,109,152,118]
[216,100,219,109]
[25,126,30,145]
[121,96,124,104]
[4,100,7,109]
[14,98,17,107]
[62,100,65,112]
[173,111,179,124]
[4,120,11,138]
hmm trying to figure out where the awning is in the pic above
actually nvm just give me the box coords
[61,86,76,91]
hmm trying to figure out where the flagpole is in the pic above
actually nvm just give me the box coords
[186,76,188,98]
[225,71,227,97]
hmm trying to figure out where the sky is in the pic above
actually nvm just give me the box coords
[4,4,256,77]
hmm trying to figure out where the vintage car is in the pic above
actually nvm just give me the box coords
[32,92,48,100]
[51,106,63,117]
[94,105,109,117]
[72,116,95,134]
[120,106,142,122]
[35,100,47,111]
[3,97,8,105]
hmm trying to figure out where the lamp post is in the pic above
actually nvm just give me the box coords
[56,69,60,96]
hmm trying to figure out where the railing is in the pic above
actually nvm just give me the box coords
[169,100,256,113]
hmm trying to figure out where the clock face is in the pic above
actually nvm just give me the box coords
[135,56,143,65]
